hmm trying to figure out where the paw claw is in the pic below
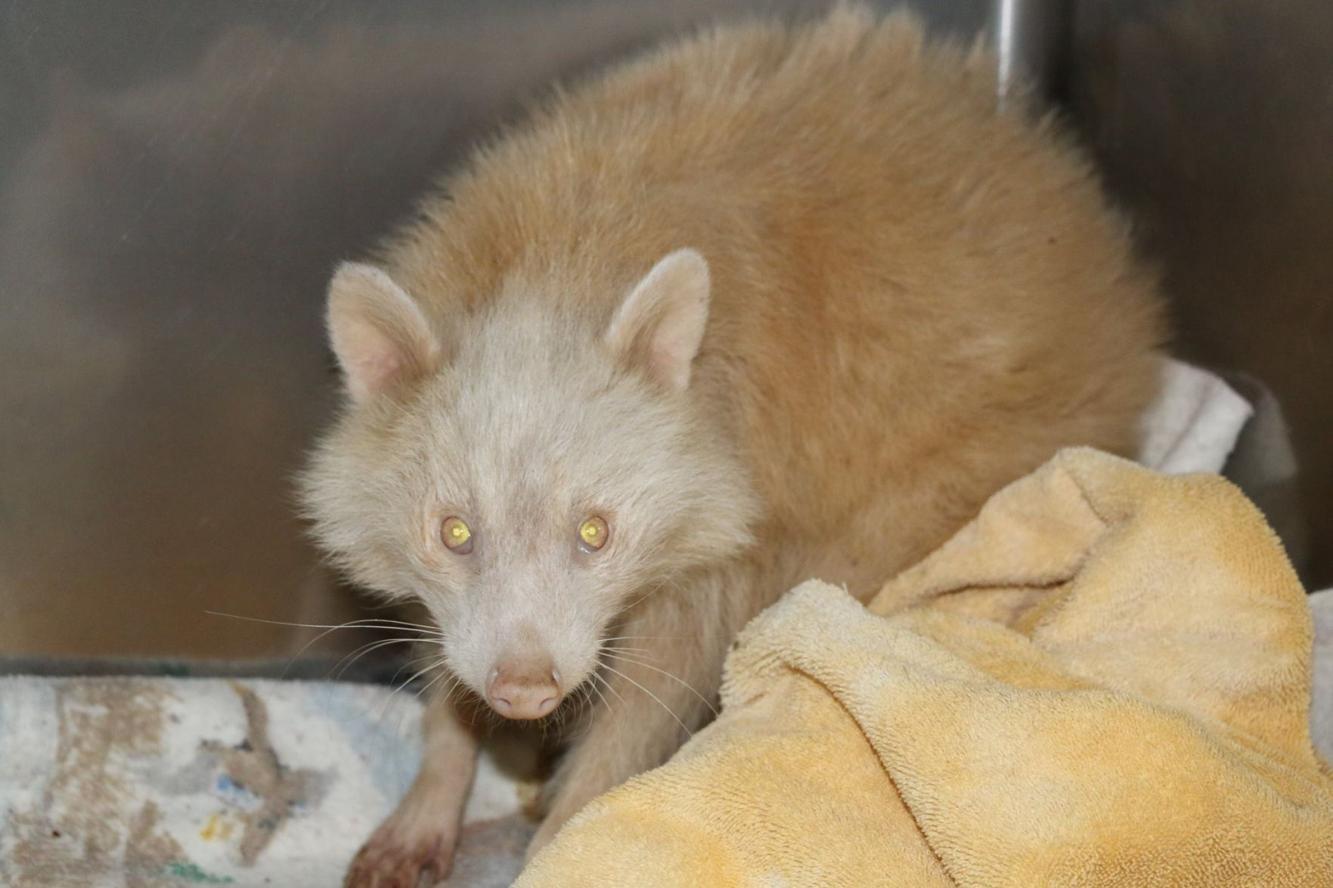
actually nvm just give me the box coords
[343,822,457,888]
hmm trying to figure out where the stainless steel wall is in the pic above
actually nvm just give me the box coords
[1,0,1327,662]
[1067,0,1332,584]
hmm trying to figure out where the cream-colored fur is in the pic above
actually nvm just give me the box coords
[301,6,1164,883]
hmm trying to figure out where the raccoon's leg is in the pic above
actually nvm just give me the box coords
[526,567,745,860]
[345,691,478,888]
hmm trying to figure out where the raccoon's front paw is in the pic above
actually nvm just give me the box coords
[344,804,456,888]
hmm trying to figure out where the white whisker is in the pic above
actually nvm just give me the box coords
[599,643,657,660]
[600,663,691,736]
[331,636,427,679]
[388,652,445,685]
[590,669,625,708]
[377,657,449,721]
[205,610,442,679]
[599,635,678,643]
[587,671,618,719]
[601,652,718,717]
[205,611,443,635]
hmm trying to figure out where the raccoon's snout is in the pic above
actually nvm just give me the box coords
[485,656,562,720]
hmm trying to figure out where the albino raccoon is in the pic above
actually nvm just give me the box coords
[301,6,1163,884]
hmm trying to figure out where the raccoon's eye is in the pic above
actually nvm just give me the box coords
[577,516,610,553]
[440,516,473,554]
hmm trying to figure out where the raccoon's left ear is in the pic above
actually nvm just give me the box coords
[326,262,442,403]
[604,249,710,392]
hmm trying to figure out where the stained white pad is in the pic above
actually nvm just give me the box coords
[0,677,528,887]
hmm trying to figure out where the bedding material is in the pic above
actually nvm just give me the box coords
[517,448,1333,886]
[0,679,532,887]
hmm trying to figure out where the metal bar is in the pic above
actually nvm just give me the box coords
[991,0,1072,107]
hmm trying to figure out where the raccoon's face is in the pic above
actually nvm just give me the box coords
[301,251,757,719]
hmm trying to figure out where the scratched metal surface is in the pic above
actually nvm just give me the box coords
[1,0,1327,662]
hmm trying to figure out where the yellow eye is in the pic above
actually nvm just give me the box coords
[441,516,473,554]
[578,516,609,552]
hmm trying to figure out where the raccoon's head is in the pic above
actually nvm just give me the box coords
[301,250,758,719]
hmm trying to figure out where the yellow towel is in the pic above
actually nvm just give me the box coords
[517,448,1333,886]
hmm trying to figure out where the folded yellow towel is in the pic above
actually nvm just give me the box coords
[518,448,1333,886]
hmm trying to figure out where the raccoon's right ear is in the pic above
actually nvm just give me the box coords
[604,249,710,392]
[326,262,442,404]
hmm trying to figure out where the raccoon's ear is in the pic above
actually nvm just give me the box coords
[604,249,710,392]
[326,262,441,403]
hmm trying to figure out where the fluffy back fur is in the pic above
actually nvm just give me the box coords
[302,5,1163,711]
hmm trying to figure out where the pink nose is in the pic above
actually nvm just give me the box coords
[486,661,561,720]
